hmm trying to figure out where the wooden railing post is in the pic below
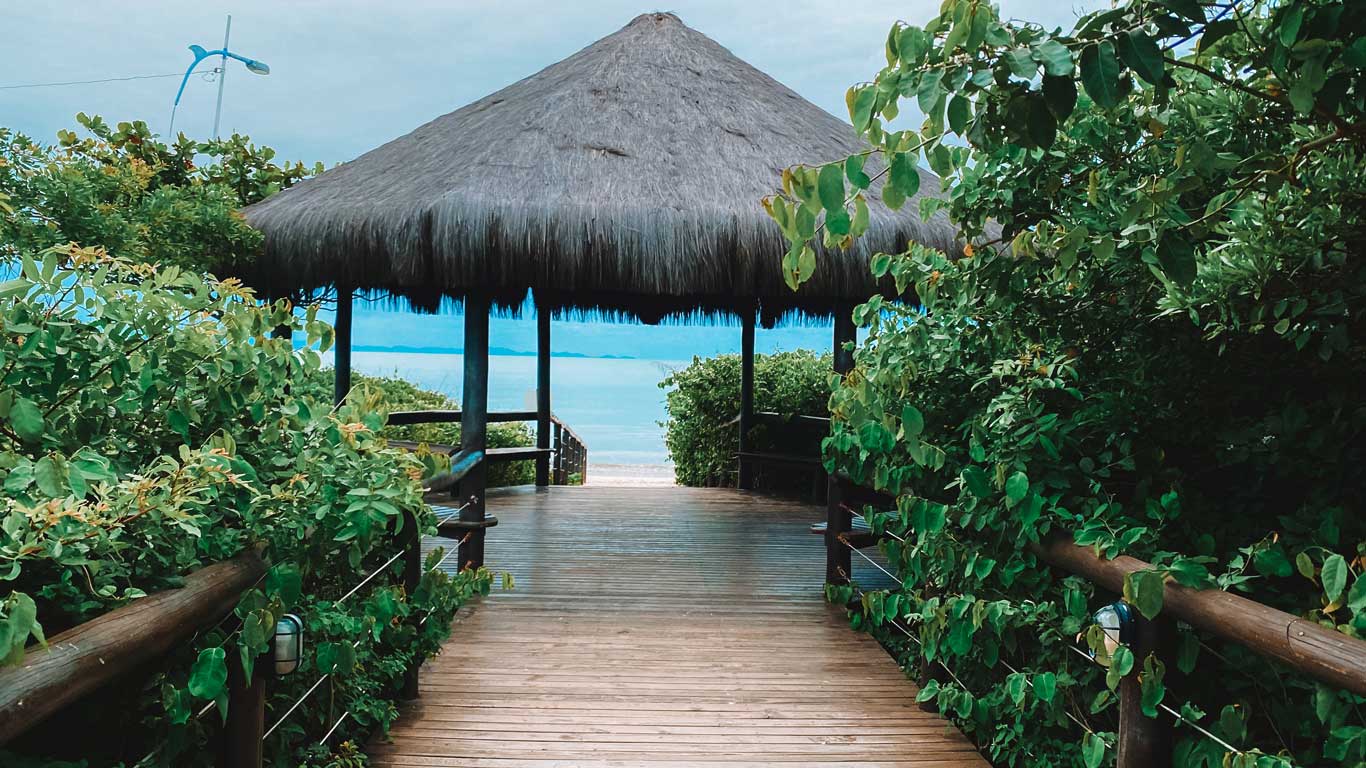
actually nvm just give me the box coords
[825,477,851,585]
[553,421,565,484]
[1116,613,1175,768]
[457,294,490,571]
[222,652,265,768]
[401,509,422,700]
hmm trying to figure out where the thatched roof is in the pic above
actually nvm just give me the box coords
[240,12,961,322]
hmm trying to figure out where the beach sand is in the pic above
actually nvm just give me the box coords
[586,463,677,486]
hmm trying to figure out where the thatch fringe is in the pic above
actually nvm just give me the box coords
[239,12,962,321]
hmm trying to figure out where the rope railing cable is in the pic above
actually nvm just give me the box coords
[318,710,350,745]
[840,530,1248,755]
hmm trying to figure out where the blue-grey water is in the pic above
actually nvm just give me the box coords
[329,351,685,465]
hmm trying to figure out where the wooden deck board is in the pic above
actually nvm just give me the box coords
[377,486,985,767]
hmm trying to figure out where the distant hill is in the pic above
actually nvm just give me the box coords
[351,344,636,359]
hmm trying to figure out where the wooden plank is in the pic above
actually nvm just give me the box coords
[0,552,266,744]
[373,486,984,765]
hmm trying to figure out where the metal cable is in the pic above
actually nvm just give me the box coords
[318,710,351,745]
[334,550,405,605]
[840,534,1246,755]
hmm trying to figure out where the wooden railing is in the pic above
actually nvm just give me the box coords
[0,509,438,767]
[821,473,1366,768]
[387,409,587,485]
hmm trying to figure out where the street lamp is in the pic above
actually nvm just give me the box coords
[168,15,270,139]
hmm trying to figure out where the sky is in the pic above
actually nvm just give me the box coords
[2,0,1102,359]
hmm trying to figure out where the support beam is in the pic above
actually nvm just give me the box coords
[333,285,353,407]
[1116,615,1175,768]
[535,295,551,487]
[737,307,756,490]
[833,301,856,375]
[457,294,490,570]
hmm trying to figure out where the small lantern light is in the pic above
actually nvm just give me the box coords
[1090,601,1134,666]
[272,614,304,676]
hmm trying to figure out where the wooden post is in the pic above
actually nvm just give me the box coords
[825,477,851,585]
[553,422,565,484]
[737,306,756,490]
[222,652,265,768]
[826,306,856,585]
[1116,615,1175,768]
[333,285,353,408]
[457,294,490,571]
[401,509,422,699]
[535,295,552,487]
[833,301,856,376]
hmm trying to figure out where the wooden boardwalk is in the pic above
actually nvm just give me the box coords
[373,486,987,767]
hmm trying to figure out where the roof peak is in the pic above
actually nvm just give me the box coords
[626,11,683,27]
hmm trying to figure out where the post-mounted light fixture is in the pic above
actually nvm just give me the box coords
[272,614,304,676]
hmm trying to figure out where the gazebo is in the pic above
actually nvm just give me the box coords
[240,11,961,568]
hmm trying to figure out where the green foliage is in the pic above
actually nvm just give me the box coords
[0,113,318,273]
[0,247,489,766]
[293,369,537,488]
[770,1,1365,765]
[659,350,830,487]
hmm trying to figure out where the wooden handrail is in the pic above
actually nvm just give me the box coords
[1029,533,1366,697]
[0,551,267,745]
[387,409,538,425]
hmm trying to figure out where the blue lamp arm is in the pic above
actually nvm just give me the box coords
[172,46,268,108]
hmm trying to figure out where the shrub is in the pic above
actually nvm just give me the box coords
[0,247,488,767]
[0,114,317,274]
[295,369,537,488]
[767,1,1366,765]
[660,350,830,488]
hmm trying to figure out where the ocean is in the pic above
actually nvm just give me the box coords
[334,351,687,465]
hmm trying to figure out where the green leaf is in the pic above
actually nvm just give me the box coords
[947,95,970,135]
[1159,0,1205,24]
[1125,570,1166,619]
[188,647,228,700]
[901,405,924,438]
[1031,39,1074,77]
[1006,672,1027,705]
[1116,30,1165,86]
[1347,574,1366,613]
[34,455,67,498]
[889,152,921,199]
[1296,551,1315,580]
[1026,96,1057,148]
[1033,671,1057,703]
[1322,554,1348,605]
[962,466,992,498]
[849,86,877,132]
[1156,234,1197,286]
[1042,75,1077,119]
[1081,731,1106,768]
[845,155,872,189]
[917,70,945,114]
[9,398,44,443]
[817,163,846,213]
[1079,41,1123,109]
[1140,654,1166,717]
[1004,471,1029,507]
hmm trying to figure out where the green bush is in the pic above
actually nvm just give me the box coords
[660,350,830,488]
[0,114,317,273]
[296,370,537,488]
[0,247,489,767]
[768,1,1366,765]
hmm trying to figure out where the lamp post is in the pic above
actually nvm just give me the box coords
[168,14,270,138]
